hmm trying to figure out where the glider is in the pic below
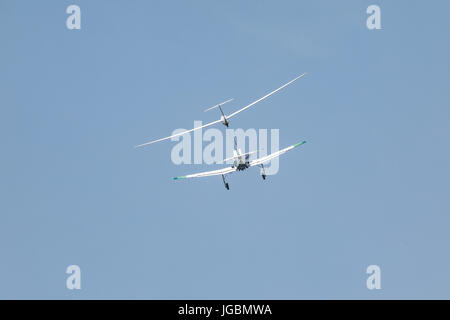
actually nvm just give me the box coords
[173,137,307,190]
[135,73,307,148]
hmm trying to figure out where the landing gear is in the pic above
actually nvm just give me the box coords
[222,174,230,190]
[260,164,266,180]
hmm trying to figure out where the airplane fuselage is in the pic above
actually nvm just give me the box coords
[220,115,229,127]
[232,148,250,171]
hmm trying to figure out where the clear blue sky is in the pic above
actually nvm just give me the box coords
[1,0,449,299]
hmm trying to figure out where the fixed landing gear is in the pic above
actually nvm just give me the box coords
[260,164,266,180]
[222,174,230,190]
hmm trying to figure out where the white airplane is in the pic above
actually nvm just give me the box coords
[135,73,307,148]
[173,137,307,190]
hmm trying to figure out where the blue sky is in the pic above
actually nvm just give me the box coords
[1,0,450,299]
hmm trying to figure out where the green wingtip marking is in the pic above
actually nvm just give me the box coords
[173,176,186,180]
[294,141,307,148]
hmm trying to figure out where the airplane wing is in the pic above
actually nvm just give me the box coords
[226,73,307,120]
[174,166,236,180]
[249,140,307,167]
[135,119,222,148]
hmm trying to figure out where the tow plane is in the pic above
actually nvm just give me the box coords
[173,137,307,190]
